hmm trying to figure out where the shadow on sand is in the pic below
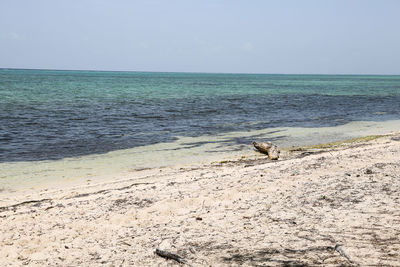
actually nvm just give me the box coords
[177,130,287,153]
[221,246,352,267]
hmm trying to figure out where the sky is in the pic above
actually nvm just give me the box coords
[0,0,399,74]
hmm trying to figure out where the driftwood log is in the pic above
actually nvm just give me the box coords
[253,141,280,160]
[155,248,187,264]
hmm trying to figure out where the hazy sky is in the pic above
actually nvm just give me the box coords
[0,0,399,74]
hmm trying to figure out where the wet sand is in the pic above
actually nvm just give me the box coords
[1,132,400,266]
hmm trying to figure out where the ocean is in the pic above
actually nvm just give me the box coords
[1,69,400,192]
[1,69,400,163]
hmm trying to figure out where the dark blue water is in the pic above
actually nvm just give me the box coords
[1,69,399,162]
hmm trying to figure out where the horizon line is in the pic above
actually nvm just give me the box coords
[0,67,399,76]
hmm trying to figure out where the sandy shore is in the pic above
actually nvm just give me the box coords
[1,132,400,266]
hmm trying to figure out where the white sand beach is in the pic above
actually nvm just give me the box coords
[1,132,400,266]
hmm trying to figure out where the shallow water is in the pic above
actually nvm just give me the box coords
[1,120,400,193]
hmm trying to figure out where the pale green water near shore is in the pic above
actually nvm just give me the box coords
[1,120,400,194]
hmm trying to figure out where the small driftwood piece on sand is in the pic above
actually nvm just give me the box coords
[335,244,356,265]
[253,141,280,160]
[155,248,187,264]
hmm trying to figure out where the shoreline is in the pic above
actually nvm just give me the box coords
[1,131,400,265]
[2,119,400,195]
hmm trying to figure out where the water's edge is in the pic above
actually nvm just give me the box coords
[1,120,400,194]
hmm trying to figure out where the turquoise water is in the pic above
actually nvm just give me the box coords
[1,69,400,162]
